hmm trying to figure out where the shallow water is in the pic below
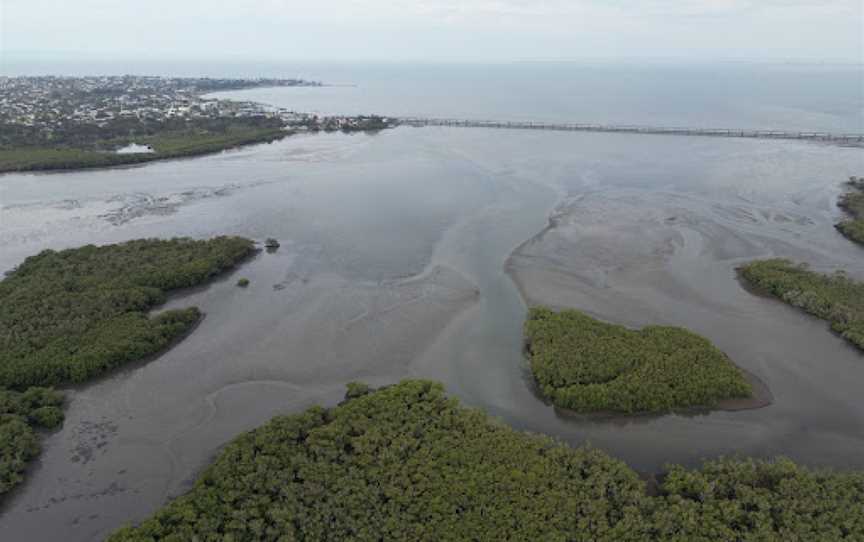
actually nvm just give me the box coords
[1,115,864,539]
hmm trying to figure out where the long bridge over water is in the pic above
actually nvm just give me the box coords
[398,117,864,144]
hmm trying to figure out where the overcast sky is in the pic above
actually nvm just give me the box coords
[2,0,862,62]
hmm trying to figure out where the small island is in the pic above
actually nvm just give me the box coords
[836,176,864,245]
[524,307,753,414]
[108,380,863,541]
[0,236,254,498]
[739,258,864,351]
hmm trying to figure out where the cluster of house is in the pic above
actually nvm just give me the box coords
[0,76,315,129]
[287,114,397,132]
[0,75,397,134]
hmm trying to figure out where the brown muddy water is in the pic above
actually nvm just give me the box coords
[1,127,863,540]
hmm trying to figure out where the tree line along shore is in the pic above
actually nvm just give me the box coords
[0,237,255,498]
[0,118,290,173]
[739,259,864,351]
[0,115,396,174]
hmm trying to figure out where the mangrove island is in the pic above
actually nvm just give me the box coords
[524,307,753,414]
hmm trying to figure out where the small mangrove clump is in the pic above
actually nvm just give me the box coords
[836,176,864,245]
[524,307,752,413]
[236,277,250,287]
[739,258,864,350]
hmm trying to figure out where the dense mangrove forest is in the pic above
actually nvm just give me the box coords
[524,307,752,414]
[0,236,254,497]
[0,117,289,173]
[739,259,864,351]
[0,387,64,494]
[109,380,864,541]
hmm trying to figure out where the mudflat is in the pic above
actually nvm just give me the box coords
[1,128,863,540]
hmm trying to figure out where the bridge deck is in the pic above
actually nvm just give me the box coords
[397,117,864,143]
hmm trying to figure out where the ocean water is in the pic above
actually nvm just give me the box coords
[4,57,863,131]
[1,60,863,540]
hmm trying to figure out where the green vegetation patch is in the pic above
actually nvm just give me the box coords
[0,236,253,498]
[836,176,864,245]
[143,126,286,157]
[0,387,64,494]
[0,118,287,173]
[0,236,254,389]
[649,456,864,540]
[525,307,752,413]
[109,380,864,541]
[740,258,864,350]
[111,380,647,541]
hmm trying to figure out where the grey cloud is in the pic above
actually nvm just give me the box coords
[2,0,861,61]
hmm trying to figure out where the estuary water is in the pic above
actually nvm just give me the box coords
[0,61,863,540]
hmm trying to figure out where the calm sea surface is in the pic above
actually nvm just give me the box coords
[0,60,863,540]
[4,58,863,131]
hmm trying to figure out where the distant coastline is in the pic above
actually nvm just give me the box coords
[0,76,395,174]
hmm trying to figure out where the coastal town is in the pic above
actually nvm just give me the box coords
[0,75,398,172]
[0,75,395,136]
